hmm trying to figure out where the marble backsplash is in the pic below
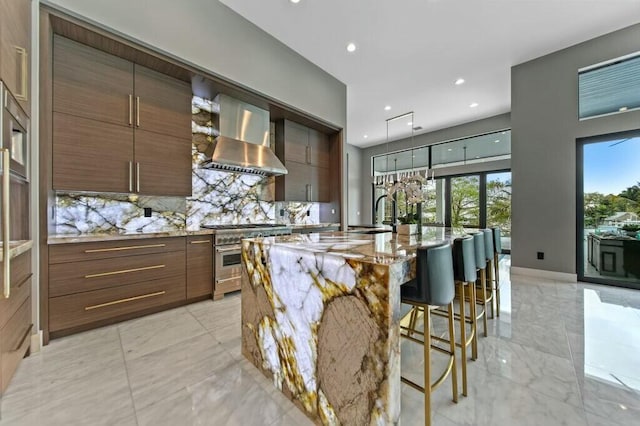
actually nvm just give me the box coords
[52,96,321,235]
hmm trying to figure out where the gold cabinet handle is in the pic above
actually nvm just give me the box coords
[136,96,140,127]
[2,149,10,298]
[136,162,140,193]
[128,94,133,125]
[15,46,28,101]
[11,324,32,352]
[305,146,311,164]
[128,161,133,192]
[15,273,32,290]
[190,240,211,244]
[84,264,165,279]
[84,243,166,253]
[216,277,239,284]
[85,291,166,311]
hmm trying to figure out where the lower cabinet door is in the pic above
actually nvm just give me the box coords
[1,297,32,393]
[49,275,185,332]
[186,236,213,299]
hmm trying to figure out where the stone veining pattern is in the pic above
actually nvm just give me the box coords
[241,237,402,425]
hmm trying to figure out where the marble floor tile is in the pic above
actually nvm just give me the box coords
[268,406,315,426]
[126,332,236,410]
[136,365,288,426]
[1,365,135,426]
[118,306,208,360]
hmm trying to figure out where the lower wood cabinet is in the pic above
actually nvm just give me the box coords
[48,237,188,336]
[186,236,213,299]
[0,250,33,394]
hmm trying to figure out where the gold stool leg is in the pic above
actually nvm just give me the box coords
[468,280,478,360]
[480,269,488,337]
[494,253,501,317]
[458,281,468,397]
[424,305,432,426]
[487,259,495,319]
[447,302,459,403]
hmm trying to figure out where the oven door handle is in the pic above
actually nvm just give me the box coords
[216,276,240,284]
[215,246,241,253]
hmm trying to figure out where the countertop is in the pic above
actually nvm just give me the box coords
[48,229,215,245]
[244,226,469,265]
[0,240,34,262]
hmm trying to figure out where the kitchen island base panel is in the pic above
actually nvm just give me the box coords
[241,239,403,425]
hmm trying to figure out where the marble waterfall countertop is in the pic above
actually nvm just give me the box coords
[240,227,469,425]
[47,229,216,245]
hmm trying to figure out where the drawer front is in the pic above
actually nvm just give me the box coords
[49,251,185,297]
[49,275,185,332]
[0,250,32,329]
[49,237,186,264]
[1,297,32,393]
[186,236,212,299]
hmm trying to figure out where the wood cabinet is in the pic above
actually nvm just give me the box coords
[0,250,33,394]
[52,36,192,196]
[48,237,187,336]
[0,0,31,115]
[186,236,213,299]
[274,120,333,202]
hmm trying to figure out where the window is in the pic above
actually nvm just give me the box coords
[579,52,640,119]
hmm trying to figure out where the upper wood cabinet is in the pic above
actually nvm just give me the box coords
[274,119,333,202]
[52,36,192,196]
[0,0,31,115]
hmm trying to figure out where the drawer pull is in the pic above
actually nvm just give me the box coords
[190,240,211,244]
[15,273,32,289]
[85,291,166,311]
[84,243,166,253]
[85,264,165,279]
[216,276,240,284]
[12,324,32,352]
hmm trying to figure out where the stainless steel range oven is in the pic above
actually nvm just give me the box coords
[201,224,291,299]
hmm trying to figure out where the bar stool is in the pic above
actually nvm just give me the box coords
[491,227,502,317]
[432,236,477,397]
[483,229,496,319]
[470,231,490,337]
[400,242,458,426]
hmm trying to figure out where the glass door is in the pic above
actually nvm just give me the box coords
[578,132,640,289]
[450,175,480,227]
[487,172,512,251]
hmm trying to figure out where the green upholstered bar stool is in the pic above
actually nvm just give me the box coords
[483,228,496,319]
[470,231,491,337]
[400,242,458,426]
[491,227,503,317]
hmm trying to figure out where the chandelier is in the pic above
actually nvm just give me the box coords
[375,112,434,203]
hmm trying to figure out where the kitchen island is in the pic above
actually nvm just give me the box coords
[241,228,466,425]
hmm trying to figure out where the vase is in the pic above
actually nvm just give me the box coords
[396,224,418,235]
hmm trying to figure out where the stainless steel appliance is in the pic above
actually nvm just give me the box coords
[201,224,292,299]
[199,94,287,176]
[1,82,29,182]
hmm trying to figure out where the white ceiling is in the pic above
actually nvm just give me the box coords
[219,0,640,148]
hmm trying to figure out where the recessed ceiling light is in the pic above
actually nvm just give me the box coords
[363,134,368,139]
[501,131,507,135]
[469,102,479,108]
[475,156,480,159]
[346,42,357,53]
[290,0,300,3]
[455,78,465,85]
[384,105,391,111]
[407,121,413,126]
[619,106,628,112]
[494,139,500,143]
[447,148,452,152]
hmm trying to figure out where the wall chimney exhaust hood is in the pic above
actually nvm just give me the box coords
[200,94,287,176]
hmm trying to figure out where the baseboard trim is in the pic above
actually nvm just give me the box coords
[511,266,577,283]
[30,330,43,354]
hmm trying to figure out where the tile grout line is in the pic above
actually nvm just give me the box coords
[116,326,141,426]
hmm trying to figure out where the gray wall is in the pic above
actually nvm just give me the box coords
[359,113,511,224]
[511,22,640,274]
[44,0,346,129]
